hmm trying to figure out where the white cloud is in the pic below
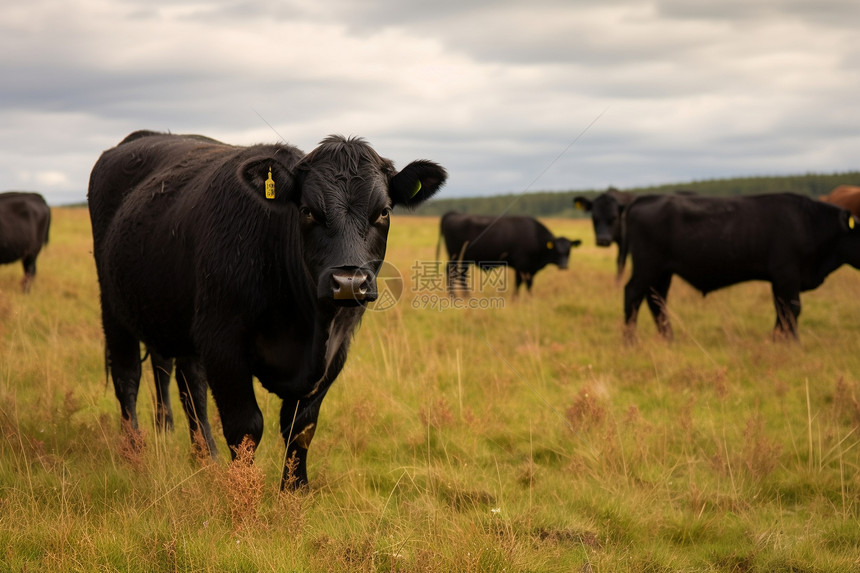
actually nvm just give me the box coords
[0,0,858,203]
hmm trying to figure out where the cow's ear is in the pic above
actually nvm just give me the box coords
[389,160,447,208]
[573,197,592,212]
[571,239,583,248]
[240,158,297,204]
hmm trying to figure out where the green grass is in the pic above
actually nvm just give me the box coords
[2,209,860,571]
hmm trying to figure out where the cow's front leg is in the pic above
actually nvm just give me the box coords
[204,350,263,459]
[771,285,801,340]
[279,390,328,490]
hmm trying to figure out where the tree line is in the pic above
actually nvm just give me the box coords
[411,171,860,218]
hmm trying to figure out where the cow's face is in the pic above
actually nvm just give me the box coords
[292,136,446,307]
[548,237,580,270]
[589,194,623,247]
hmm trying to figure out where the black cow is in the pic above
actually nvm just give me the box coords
[0,191,51,292]
[573,187,634,281]
[621,193,860,341]
[88,130,446,488]
[438,212,580,295]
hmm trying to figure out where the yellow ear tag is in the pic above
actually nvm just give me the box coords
[546,241,554,250]
[265,167,276,199]
[850,216,855,230]
[410,180,422,199]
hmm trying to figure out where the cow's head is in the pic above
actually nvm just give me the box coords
[546,237,581,270]
[574,192,624,247]
[287,136,446,307]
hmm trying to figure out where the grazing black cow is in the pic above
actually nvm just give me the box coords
[88,130,446,488]
[621,192,860,341]
[438,212,580,295]
[573,187,635,281]
[0,191,51,292]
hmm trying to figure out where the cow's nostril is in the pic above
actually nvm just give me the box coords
[331,270,372,301]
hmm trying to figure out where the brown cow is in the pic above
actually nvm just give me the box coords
[820,185,860,217]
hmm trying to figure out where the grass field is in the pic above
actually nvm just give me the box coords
[2,207,860,572]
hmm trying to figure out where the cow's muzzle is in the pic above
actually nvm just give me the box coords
[322,266,378,306]
[596,237,612,247]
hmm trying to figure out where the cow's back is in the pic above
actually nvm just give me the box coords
[625,193,842,293]
[440,213,545,262]
[87,131,305,354]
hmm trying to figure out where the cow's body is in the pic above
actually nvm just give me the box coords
[88,130,446,488]
[0,192,51,292]
[820,185,860,217]
[574,188,635,280]
[622,193,860,340]
[438,212,579,294]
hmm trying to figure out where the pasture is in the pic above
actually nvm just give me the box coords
[2,208,860,572]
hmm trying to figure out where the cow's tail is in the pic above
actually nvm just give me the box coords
[43,208,51,245]
[617,205,630,281]
[103,345,111,389]
[436,215,448,261]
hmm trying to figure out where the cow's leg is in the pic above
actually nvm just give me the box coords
[203,348,263,460]
[623,274,650,343]
[614,248,626,285]
[102,313,143,437]
[447,261,469,297]
[150,351,174,432]
[175,357,218,458]
[771,285,801,340]
[513,272,523,296]
[646,273,673,340]
[20,255,37,293]
[279,390,328,490]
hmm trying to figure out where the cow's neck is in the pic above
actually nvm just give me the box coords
[255,304,362,399]
[306,307,362,397]
[807,232,860,290]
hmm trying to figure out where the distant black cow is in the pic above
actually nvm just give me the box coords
[621,193,860,341]
[88,130,446,488]
[573,188,634,281]
[0,192,51,292]
[438,212,580,295]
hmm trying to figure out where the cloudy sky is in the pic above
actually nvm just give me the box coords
[2,0,858,205]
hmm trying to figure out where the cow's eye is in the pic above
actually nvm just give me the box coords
[299,205,315,223]
[375,207,391,223]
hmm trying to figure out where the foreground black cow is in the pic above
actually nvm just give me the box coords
[88,130,446,488]
[0,192,51,292]
[622,193,860,341]
[438,212,579,294]
[573,188,635,281]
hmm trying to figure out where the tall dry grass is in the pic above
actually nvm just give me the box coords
[1,209,859,571]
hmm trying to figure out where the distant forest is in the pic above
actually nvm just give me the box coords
[411,171,860,218]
